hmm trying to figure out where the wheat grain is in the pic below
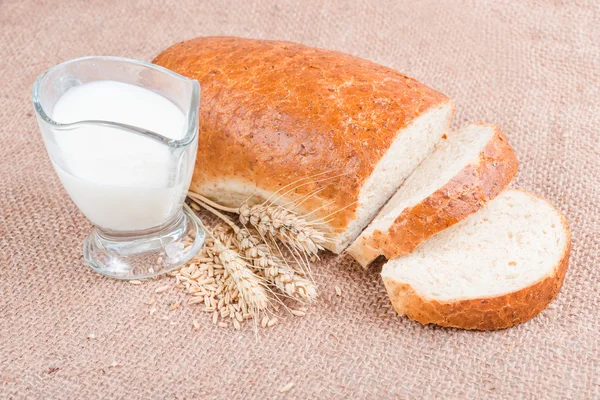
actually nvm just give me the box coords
[129,280,142,285]
[155,285,170,294]
[335,286,342,296]
[187,297,204,305]
[192,320,200,331]
[280,382,295,393]
[291,309,306,317]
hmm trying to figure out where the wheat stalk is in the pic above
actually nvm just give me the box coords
[230,227,317,303]
[238,202,326,257]
[198,220,269,314]
[213,241,269,313]
[187,191,326,257]
[165,223,271,329]
[163,199,324,329]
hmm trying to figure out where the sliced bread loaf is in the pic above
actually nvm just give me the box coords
[381,189,570,330]
[346,123,517,267]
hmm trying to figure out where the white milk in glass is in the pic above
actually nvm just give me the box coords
[51,80,187,231]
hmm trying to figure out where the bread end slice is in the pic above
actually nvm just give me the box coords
[381,189,571,330]
[347,123,518,267]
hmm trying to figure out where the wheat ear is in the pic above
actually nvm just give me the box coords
[188,191,327,256]
[231,227,317,303]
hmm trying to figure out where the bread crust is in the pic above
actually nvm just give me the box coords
[349,124,517,266]
[153,37,450,248]
[382,192,571,330]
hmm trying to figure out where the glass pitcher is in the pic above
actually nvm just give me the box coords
[32,56,204,279]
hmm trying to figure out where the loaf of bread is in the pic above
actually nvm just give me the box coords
[382,189,570,330]
[153,37,454,252]
[155,37,569,330]
[347,123,518,266]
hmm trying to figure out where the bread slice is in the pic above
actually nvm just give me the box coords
[381,189,570,330]
[347,123,517,267]
[154,37,454,253]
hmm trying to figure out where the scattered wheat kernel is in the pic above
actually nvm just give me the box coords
[192,320,201,331]
[188,297,204,305]
[280,382,295,393]
[233,319,241,330]
[110,361,119,368]
[267,317,278,327]
[261,316,269,328]
[291,310,306,317]
[129,280,142,285]
[169,321,177,326]
[148,267,155,274]
[154,285,170,294]
[87,333,96,340]
[212,311,218,325]
[169,303,180,311]
[335,286,342,296]
[156,257,163,265]
[145,297,155,305]
[218,322,228,328]
[150,308,157,315]
[235,312,243,322]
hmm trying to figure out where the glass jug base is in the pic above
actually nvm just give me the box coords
[82,207,204,280]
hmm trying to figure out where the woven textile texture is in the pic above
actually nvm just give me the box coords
[1,1,598,398]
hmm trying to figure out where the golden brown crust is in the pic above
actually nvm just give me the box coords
[370,124,518,260]
[153,37,450,234]
[382,195,571,330]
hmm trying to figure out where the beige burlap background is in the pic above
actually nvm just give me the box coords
[1,0,599,398]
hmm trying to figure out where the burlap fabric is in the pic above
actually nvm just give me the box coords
[1,1,598,398]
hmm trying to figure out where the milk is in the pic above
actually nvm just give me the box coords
[50,80,188,232]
